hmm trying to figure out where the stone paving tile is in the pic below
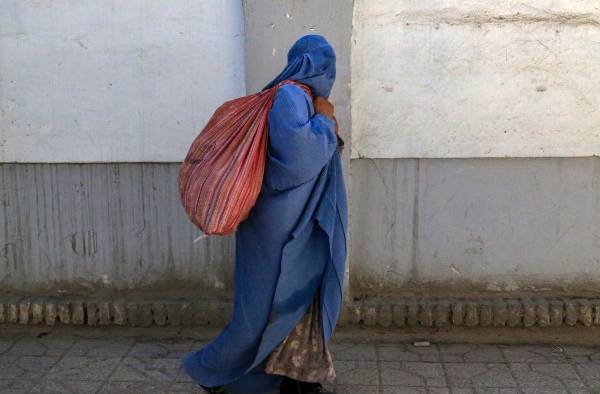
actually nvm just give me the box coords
[380,387,430,394]
[6,337,74,357]
[29,379,104,394]
[587,352,600,364]
[559,346,600,363]
[0,378,37,393]
[175,365,193,383]
[46,356,121,381]
[381,387,451,393]
[380,361,446,387]
[98,381,205,393]
[335,385,380,394]
[527,389,598,394]
[0,356,59,380]
[439,345,504,363]
[501,345,567,363]
[66,338,133,357]
[378,344,441,362]
[454,390,520,394]
[188,340,208,354]
[0,339,15,356]
[518,389,571,394]
[444,363,517,388]
[322,381,335,392]
[5,334,600,393]
[127,339,193,358]
[176,362,215,388]
[333,360,379,385]
[509,363,585,388]
[110,357,181,382]
[426,389,452,394]
[376,388,452,394]
[574,363,600,388]
[330,343,377,361]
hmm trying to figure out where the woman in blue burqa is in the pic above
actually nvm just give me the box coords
[182,35,347,394]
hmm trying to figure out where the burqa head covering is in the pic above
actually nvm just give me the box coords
[264,34,336,98]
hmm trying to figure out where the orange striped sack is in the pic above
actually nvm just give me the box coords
[178,80,311,235]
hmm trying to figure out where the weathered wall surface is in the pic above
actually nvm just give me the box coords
[0,0,244,162]
[349,1,600,297]
[3,0,600,306]
[0,1,242,295]
[0,1,353,298]
[351,157,600,296]
[0,163,233,296]
[351,1,600,158]
[0,0,354,298]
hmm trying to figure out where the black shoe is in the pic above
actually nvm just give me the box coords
[200,384,232,394]
[280,377,334,394]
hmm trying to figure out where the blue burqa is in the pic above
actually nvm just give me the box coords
[182,35,347,394]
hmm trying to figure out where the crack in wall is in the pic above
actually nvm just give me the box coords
[410,160,420,282]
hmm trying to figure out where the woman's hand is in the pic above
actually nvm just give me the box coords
[332,115,344,153]
[314,96,343,153]
[313,96,335,120]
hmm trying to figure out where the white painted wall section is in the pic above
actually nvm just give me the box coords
[0,0,245,162]
[352,1,600,158]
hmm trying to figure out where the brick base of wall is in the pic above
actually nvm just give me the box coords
[1,296,599,328]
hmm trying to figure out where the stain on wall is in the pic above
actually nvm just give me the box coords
[0,163,233,296]
[350,157,600,296]
[351,1,600,158]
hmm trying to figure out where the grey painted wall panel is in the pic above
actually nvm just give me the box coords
[350,159,418,293]
[0,164,233,295]
[6,158,596,297]
[350,157,600,295]
[417,158,600,289]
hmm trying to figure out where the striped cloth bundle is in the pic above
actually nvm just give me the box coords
[178,80,311,235]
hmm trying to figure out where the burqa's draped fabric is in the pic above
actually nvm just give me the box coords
[182,35,347,394]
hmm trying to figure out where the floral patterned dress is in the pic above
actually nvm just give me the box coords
[264,292,336,383]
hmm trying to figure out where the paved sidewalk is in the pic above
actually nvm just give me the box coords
[1,328,600,393]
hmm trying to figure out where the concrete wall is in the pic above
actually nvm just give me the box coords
[0,0,242,297]
[0,0,354,298]
[349,1,600,297]
[0,163,233,297]
[0,0,244,162]
[350,157,600,296]
[351,1,600,158]
[2,0,600,304]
